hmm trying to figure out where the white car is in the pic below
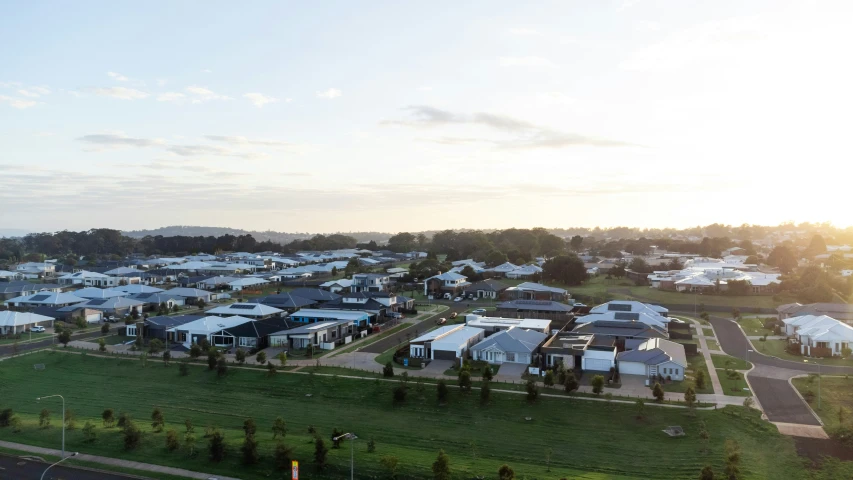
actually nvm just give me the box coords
[31,326,46,333]
[453,297,463,302]
[471,308,486,314]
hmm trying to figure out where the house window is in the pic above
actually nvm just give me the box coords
[506,352,516,362]
[675,369,679,376]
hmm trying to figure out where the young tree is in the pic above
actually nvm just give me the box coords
[65,409,76,430]
[184,418,194,433]
[635,399,645,419]
[314,436,329,471]
[272,416,287,439]
[216,357,228,377]
[235,348,246,365]
[699,423,710,454]
[591,374,605,395]
[179,361,190,376]
[743,397,755,409]
[102,408,115,428]
[699,465,715,480]
[267,362,277,376]
[100,322,110,335]
[98,337,107,352]
[482,365,494,382]
[526,379,539,403]
[151,408,165,433]
[380,455,400,479]
[278,351,287,367]
[696,369,707,390]
[731,308,741,320]
[184,432,197,457]
[564,374,579,393]
[241,434,260,465]
[544,370,555,387]
[480,381,491,405]
[123,421,142,450]
[367,436,376,453]
[207,350,218,370]
[148,338,164,354]
[458,370,472,393]
[498,464,516,480]
[724,439,741,479]
[163,350,171,366]
[652,383,665,402]
[117,412,131,430]
[437,380,449,405]
[82,421,97,443]
[208,430,226,462]
[432,449,451,480]
[166,429,180,451]
[393,383,408,404]
[38,409,50,428]
[0,409,12,427]
[58,330,71,347]
[685,387,697,408]
[242,418,257,437]
[383,361,395,378]
[256,351,267,365]
[189,343,202,359]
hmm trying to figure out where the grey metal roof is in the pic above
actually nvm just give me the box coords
[497,300,573,312]
[573,320,668,339]
[471,328,547,354]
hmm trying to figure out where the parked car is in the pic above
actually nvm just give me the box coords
[471,308,486,314]
[105,316,118,323]
[453,297,462,302]
[436,317,447,325]
[30,326,46,333]
[443,293,452,300]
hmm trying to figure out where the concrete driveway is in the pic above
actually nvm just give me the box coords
[494,363,528,381]
[422,359,453,375]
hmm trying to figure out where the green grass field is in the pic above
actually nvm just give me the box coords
[0,332,52,345]
[706,339,721,351]
[715,369,751,397]
[711,355,752,371]
[792,376,853,428]
[752,340,853,367]
[738,317,771,336]
[0,350,823,480]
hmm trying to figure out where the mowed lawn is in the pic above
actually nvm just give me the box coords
[752,340,853,367]
[0,351,815,480]
[792,376,853,429]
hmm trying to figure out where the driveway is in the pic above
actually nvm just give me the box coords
[422,359,453,375]
[494,363,528,381]
[748,376,820,425]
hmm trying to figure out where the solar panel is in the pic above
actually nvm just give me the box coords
[608,303,632,312]
[229,304,256,310]
[614,312,640,321]
[87,299,109,306]
[137,293,153,299]
[29,294,50,301]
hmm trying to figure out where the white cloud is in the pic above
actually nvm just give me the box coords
[32,132,54,137]
[418,86,433,92]
[617,0,642,12]
[498,56,557,68]
[0,81,22,88]
[12,86,49,98]
[157,92,186,103]
[107,71,129,82]
[635,20,661,32]
[508,27,541,36]
[204,135,294,147]
[316,88,342,99]
[89,86,149,100]
[201,69,212,74]
[76,133,167,149]
[537,92,576,105]
[185,85,231,103]
[243,92,280,108]
[156,79,168,87]
[0,95,37,109]
[18,89,40,98]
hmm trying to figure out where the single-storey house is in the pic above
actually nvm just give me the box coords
[163,288,214,304]
[502,282,569,302]
[268,319,356,350]
[496,300,574,318]
[287,309,373,328]
[127,292,187,310]
[408,325,485,360]
[61,297,145,317]
[206,302,284,319]
[464,314,552,335]
[5,291,87,308]
[0,270,23,281]
[253,293,317,313]
[58,270,120,287]
[576,310,670,329]
[463,279,510,300]
[72,287,129,300]
[210,317,299,350]
[31,305,103,323]
[617,338,687,381]
[505,264,543,280]
[321,292,389,319]
[109,284,165,295]
[589,301,669,318]
[572,320,668,351]
[135,315,203,341]
[288,288,342,305]
[777,303,853,324]
[0,311,55,334]
[167,315,255,348]
[319,279,353,293]
[470,328,548,365]
[0,282,62,301]
[228,277,268,291]
[783,315,853,357]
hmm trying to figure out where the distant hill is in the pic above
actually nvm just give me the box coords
[0,228,33,238]
[123,226,394,244]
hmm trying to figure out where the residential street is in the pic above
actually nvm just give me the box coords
[0,330,100,358]
[0,452,142,480]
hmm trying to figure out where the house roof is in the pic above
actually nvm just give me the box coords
[319,279,354,288]
[427,272,467,282]
[73,287,129,299]
[166,315,255,333]
[59,270,110,279]
[323,297,388,312]
[289,288,342,302]
[353,273,389,280]
[590,301,669,316]
[513,282,567,294]
[464,279,510,293]
[109,284,165,294]
[0,283,60,295]
[411,325,464,343]
[229,277,268,287]
[5,291,87,305]
[577,310,670,328]
[432,326,484,346]
[0,311,54,327]
[163,287,213,298]
[60,297,145,311]
[128,292,185,304]
[253,293,316,309]
[471,328,547,354]
[497,300,573,312]
[206,303,283,316]
[779,303,853,317]
[271,320,352,336]
[103,266,140,275]
[145,315,204,328]
[573,320,668,338]
[287,309,371,321]
[616,338,686,367]
[222,317,299,338]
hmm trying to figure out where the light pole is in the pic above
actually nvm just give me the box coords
[40,452,78,480]
[747,349,753,365]
[333,432,357,480]
[36,395,66,459]
[804,359,821,410]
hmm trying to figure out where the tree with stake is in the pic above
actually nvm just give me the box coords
[432,449,451,480]
[207,350,218,370]
[526,379,539,403]
[64,409,76,430]
[208,430,226,462]
[151,408,165,432]
[98,337,106,352]
[184,432,197,457]
[278,351,287,367]
[437,380,449,405]
[166,429,180,451]
[314,436,328,471]
[102,409,115,428]
[58,330,71,347]
[123,421,142,450]
[635,399,645,419]
[685,387,697,409]
[241,433,259,465]
[653,383,665,402]
[696,369,707,390]
[458,370,472,393]
[272,416,287,439]
[163,350,171,366]
[39,408,50,428]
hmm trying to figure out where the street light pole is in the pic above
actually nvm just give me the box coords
[40,452,78,480]
[36,395,65,459]
[747,349,752,365]
[333,432,357,480]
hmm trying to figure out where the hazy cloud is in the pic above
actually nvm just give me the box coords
[0,95,38,109]
[107,71,129,81]
[385,105,635,149]
[156,79,168,87]
[508,28,541,36]
[0,81,23,88]
[185,85,231,103]
[417,86,433,92]
[77,133,166,148]
[498,56,557,68]
[157,92,186,103]
[18,86,50,98]
[243,92,285,108]
[166,144,267,159]
[316,88,342,99]
[204,135,294,147]
[88,86,149,100]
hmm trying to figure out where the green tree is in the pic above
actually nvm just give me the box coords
[272,416,287,439]
[185,418,194,434]
[179,361,189,376]
[591,374,605,395]
[564,374,579,393]
[123,421,142,450]
[544,370,555,387]
[64,409,76,430]
[314,436,329,471]
[189,343,201,359]
[148,338,164,354]
[216,357,228,377]
[101,323,109,335]
[458,370,472,393]
[207,350,218,370]
[102,408,115,428]
[38,409,50,428]
[58,330,71,347]
[98,337,106,352]
[767,245,797,274]
[380,455,400,479]
[82,421,97,442]
[482,365,494,381]
[0,409,12,427]
[432,449,451,480]
[393,383,408,404]
[480,381,491,405]
[209,430,226,462]
[267,361,277,376]
[367,436,376,453]
[636,398,645,419]
[437,380,449,405]
[629,257,653,273]
[383,361,394,378]
[724,439,741,479]
[151,408,165,432]
[542,255,588,286]
[256,351,266,365]
[273,442,294,471]
[570,235,584,251]
[685,387,697,408]
[163,350,171,366]
[653,383,665,402]
[241,434,260,465]
[278,351,287,367]
[498,464,515,480]
[242,418,257,436]
[166,429,180,451]
[526,379,539,403]
[695,369,707,390]
[117,412,131,430]
[699,465,715,480]
[699,423,710,453]
[731,308,741,320]
[235,349,246,365]
[184,432,197,457]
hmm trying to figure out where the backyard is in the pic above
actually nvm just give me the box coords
[0,350,827,480]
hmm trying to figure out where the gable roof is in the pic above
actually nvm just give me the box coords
[253,293,316,309]
[289,288,342,302]
[471,328,547,354]
[0,311,55,327]
[72,287,130,299]
[145,315,205,328]
[60,296,145,311]
[616,338,686,367]
[464,279,510,293]
[427,272,467,282]
[109,284,165,294]
[206,303,283,316]
[222,317,300,338]
[5,291,87,305]
[573,320,668,338]
[497,299,573,312]
[166,315,255,333]
[590,301,669,316]
[163,287,213,298]
[287,309,371,321]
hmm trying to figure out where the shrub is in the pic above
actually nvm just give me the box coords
[207,351,218,370]
[189,344,201,359]
[163,350,171,365]
[591,375,605,395]
[274,442,294,471]
[458,370,472,393]
[82,421,97,442]
[185,418,194,433]
[39,408,50,428]
[216,357,228,377]
[314,436,328,470]
[151,408,165,432]
[267,362,277,376]
[482,365,494,382]
[241,434,260,465]
[179,362,189,376]
[652,383,665,402]
[123,421,142,450]
[544,370,555,387]
[393,384,408,404]
[432,449,451,480]
[102,408,115,428]
[166,429,180,451]
[272,416,287,439]
[564,374,579,393]
[208,430,226,462]
[256,351,267,364]
[480,381,491,405]
[383,361,394,378]
[243,418,257,437]
[101,323,109,335]
[498,464,516,480]
[235,349,246,365]
[526,379,539,403]
[695,369,706,389]
[117,412,131,430]
[367,436,376,453]
[0,408,12,427]
[437,380,449,404]
[380,455,399,478]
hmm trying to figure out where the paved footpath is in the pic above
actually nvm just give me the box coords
[0,440,240,480]
[678,317,725,397]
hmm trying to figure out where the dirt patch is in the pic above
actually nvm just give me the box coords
[795,437,853,463]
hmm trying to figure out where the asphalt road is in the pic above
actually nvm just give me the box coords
[0,330,101,357]
[361,302,468,354]
[0,454,144,480]
[747,376,821,426]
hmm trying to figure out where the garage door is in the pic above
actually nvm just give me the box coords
[433,349,457,361]
[86,313,102,323]
[584,358,612,371]
[619,361,646,376]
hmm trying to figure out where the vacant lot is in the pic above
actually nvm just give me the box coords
[0,351,820,479]
[752,340,853,367]
[792,376,853,429]
[712,355,752,371]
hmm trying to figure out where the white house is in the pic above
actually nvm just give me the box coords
[576,310,670,329]
[0,270,23,281]
[590,301,669,317]
[16,262,55,278]
[617,338,687,381]
[72,287,130,300]
[0,311,55,334]
[166,315,255,348]
[464,315,551,335]
[783,315,853,357]
[5,291,87,308]
[109,284,165,295]
[424,272,470,297]
[409,325,485,360]
[206,302,283,319]
[58,270,120,287]
[470,328,547,365]
[268,319,355,350]
[228,277,268,291]
[505,264,543,280]
[489,262,519,275]
[319,279,353,293]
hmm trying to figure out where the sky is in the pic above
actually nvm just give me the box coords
[2,0,852,234]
